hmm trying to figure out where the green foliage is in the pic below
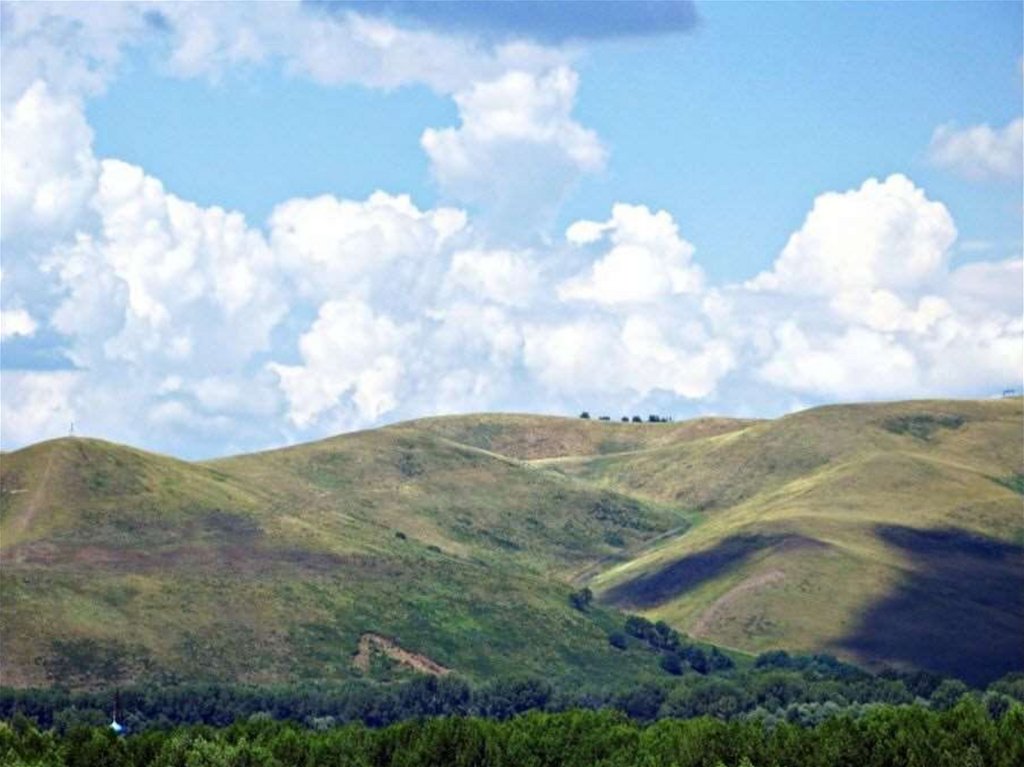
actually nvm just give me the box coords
[882,412,966,440]
[931,679,971,711]
[607,632,629,651]
[660,653,683,676]
[993,472,1024,495]
[44,639,151,688]
[568,588,593,612]
[2,671,1024,765]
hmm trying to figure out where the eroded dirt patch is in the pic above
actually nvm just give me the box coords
[352,633,451,676]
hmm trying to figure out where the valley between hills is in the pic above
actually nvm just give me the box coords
[1,397,1021,689]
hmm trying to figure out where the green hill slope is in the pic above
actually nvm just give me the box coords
[403,412,755,461]
[564,398,1024,685]
[2,398,1021,689]
[0,433,688,689]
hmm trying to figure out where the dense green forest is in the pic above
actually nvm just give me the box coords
[3,700,1023,767]
[3,649,1024,765]
[6,647,1024,734]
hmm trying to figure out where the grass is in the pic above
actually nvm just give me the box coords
[1,430,684,689]
[586,397,1024,684]
[1,397,1020,688]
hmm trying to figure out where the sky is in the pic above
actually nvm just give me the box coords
[1,0,1021,459]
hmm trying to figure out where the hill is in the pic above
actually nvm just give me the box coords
[2,398,1021,688]
[0,431,690,688]
[552,398,1024,684]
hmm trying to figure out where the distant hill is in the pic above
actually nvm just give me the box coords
[2,398,1021,688]
[550,398,1024,685]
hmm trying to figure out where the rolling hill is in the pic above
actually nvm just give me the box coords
[1,397,1021,688]
[0,428,692,689]
[544,398,1024,684]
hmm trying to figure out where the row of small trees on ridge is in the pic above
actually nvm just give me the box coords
[580,412,673,423]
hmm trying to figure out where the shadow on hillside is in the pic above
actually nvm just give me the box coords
[838,525,1024,686]
[600,534,787,609]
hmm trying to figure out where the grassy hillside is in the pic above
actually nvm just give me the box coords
[0,432,690,689]
[2,398,1021,689]
[404,412,754,461]
[571,398,1024,684]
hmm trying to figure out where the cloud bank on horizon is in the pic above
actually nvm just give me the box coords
[1,0,1021,458]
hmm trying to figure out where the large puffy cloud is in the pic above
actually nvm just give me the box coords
[269,191,466,307]
[4,164,1021,453]
[9,158,292,454]
[48,159,285,369]
[748,174,957,297]
[928,118,1023,181]
[523,315,733,401]
[559,204,703,305]
[421,67,605,233]
[524,203,724,404]
[443,248,540,307]
[268,299,413,429]
[1,81,98,240]
[757,323,921,399]
[742,175,1021,401]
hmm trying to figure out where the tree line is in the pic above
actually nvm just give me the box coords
[2,661,1022,736]
[579,412,673,423]
[2,697,1022,767]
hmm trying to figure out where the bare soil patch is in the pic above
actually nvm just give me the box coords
[352,633,451,676]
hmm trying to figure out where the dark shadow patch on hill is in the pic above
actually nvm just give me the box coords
[838,525,1024,686]
[881,413,965,441]
[599,533,795,609]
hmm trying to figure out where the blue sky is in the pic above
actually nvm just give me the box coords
[2,1,1021,457]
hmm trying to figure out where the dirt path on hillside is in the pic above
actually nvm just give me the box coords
[352,633,451,676]
[9,445,58,540]
[691,569,786,637]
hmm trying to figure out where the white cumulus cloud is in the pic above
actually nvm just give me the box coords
[269,191,466,308]
[444,249,540,307]
[928,118,1023,180]
[523,315,733,401]
[0,308,38,340]
[268,299,413,429]
[1,81,98,240]
[421,67,606,234]
[757,323,921,400]
[0,371,79,446]
[747,174,956,296]
[47,159,285,370]
[559,203,702,305]
[732,175,1021,403]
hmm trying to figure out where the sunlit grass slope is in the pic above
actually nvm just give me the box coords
[404,412,754,461]
[574,398,1023,684]
[2,398,1020,689]
[1,430,689,688]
